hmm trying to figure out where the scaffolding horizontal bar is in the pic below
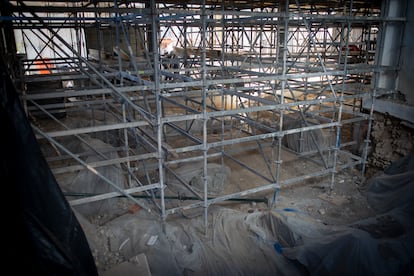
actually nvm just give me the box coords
[69,183,160,206]
[37,121,150,138]
[52,152,158,174]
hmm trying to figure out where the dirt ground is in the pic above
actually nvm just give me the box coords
[218,146,377,226]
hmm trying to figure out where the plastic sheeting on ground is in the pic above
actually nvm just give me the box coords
[92,155,414,275]
[60,136,127,218]
[278,155,414,275]
[101,206,303,275]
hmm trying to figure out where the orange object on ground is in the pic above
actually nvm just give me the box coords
[34,58,53,74]
[128,204,141,214]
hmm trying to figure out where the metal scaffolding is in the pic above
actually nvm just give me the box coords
[1,0,402,230]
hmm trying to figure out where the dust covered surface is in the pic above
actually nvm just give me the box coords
[75,155,414,275]
[281,154,414,275]
[81,207,304,275]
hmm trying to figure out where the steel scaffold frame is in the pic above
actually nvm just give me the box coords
[1,0,401,230]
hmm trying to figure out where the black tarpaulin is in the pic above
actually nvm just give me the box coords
[0,58,98,275]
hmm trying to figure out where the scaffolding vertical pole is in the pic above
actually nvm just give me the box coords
[361,0,387,176]
[151,0,166,221]
[330,0,353,190]
[75,4,83,70]
[272,0,289,206]
[122,103,132,187]
[201,0,209,234]
[220,5,226,168]
[114,0,123,86]
[361,71,377,176]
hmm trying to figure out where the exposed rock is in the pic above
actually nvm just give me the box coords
[369,113,414,169]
